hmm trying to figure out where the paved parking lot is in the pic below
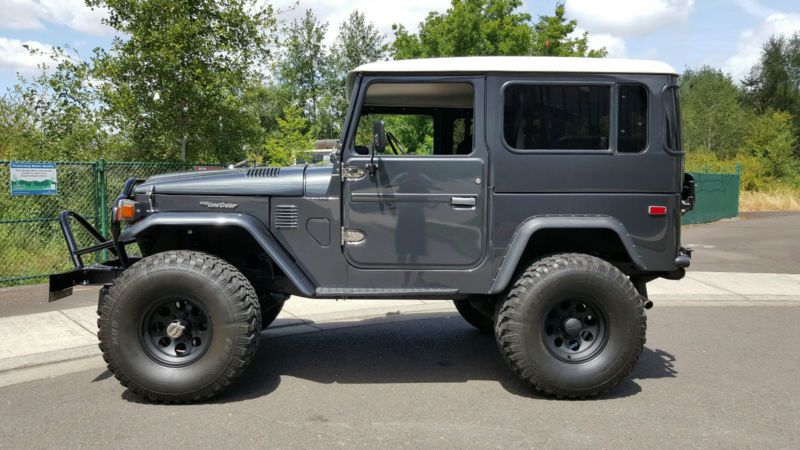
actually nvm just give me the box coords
[682,212,800,273]
[1,307,798,448]
[0,212,799,448]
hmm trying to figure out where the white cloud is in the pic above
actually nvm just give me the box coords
[0,37,52,73]
[723,12,800,82]
[735,0,778,18]
[0,0,113,36]
[564,0,695,37]
[588,33,627,58]
[571,27,627,57]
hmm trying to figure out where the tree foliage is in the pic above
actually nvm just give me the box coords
[276,9,330,137]
[680,66,751,158]
[391,0,605,59]
[257,104,314,166]
[88,0,276,162]
[328,11,386,129]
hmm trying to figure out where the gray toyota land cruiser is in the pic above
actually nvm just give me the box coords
[50,56,695,402]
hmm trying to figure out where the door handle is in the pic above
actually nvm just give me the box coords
[451,196,477,207]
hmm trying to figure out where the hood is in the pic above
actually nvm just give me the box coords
[134,165,311,196]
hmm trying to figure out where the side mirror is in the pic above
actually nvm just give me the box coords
[372,120,386,154]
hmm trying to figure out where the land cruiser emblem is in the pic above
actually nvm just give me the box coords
[199,201,238,209]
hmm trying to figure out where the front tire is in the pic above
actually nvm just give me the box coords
[495,253,646,398]
[97,251,261,403]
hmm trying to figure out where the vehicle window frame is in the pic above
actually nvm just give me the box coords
[499,80,617,155]
[345,77,478,158]
[662,83,684,154]
[616,83,650,154]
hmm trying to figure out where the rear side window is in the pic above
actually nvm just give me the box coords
[618,85,648,152]
[664,85,682,151]
[503,84,610,150]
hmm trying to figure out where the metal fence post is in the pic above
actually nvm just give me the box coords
[98,159,109,260]
[735,162,742,216]
[93,161,101,263]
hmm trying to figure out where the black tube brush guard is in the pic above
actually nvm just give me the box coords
[48,179,143,302]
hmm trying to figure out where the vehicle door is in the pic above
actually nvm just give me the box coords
[342,77,487,269]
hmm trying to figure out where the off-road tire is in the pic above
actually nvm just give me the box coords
[97,251,261,403]
[453,297,494,332]
[495,253,646,398]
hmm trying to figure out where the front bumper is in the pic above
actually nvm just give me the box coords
[48,178,144,301]
[49,258,140,302]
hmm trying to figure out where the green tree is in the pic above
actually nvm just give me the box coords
[2,47,122,161]
[327,10,386,134]
[743,33,800,115]
[0,94,41,160]
[88,0,276,162]
[680,66,751,158]
[391,0,535,58]
[276,9,331,138]
[256,104,314,166]
[391,0,605,59]
[743,32,800,159]
[532,3,606,57]
[739,111,798,183]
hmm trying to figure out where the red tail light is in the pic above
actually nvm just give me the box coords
[648,205,668,216]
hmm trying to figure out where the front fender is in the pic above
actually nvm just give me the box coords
[120,212,316,296]
[488,216,645,294]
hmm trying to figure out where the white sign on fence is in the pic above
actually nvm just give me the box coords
[9,162,58,196]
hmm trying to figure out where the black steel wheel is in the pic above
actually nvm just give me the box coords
[98,250,261,403]
[542,297,607,363]
[495,253,646,398]
[140,297,212,366]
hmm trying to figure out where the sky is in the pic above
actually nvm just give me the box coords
[0,0,799,92]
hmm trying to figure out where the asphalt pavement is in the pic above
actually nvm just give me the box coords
[1,307,798,448]
[0,212,799,448]
[682,211,800,273]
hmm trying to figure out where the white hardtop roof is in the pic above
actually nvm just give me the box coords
[351,56,677,76]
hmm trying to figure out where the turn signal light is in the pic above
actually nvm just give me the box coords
[117,199,138,221]
[648,205,668,216]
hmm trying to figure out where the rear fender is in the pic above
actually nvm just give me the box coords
[488,216,644,294]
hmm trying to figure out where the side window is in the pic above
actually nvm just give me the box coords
[355,114,434,155]
[618,85,648,153]
[352,82,474,156]
[664,85,682,151]
[503,84,610,151]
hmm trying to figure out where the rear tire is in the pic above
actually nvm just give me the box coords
[495,253,646,398]
[453,297,494,332]
[97,251,261,403]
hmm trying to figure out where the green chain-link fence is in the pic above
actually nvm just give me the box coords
[0,160,216,286]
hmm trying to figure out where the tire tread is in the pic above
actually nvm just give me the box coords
[96,250,261,403]
[495,253,647,399]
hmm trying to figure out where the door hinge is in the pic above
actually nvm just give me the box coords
[342,165,366,180]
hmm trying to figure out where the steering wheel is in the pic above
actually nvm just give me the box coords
[386,131,406,155]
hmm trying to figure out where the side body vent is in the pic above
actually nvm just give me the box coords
[274,205,299,229]
[247,167,281,178]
